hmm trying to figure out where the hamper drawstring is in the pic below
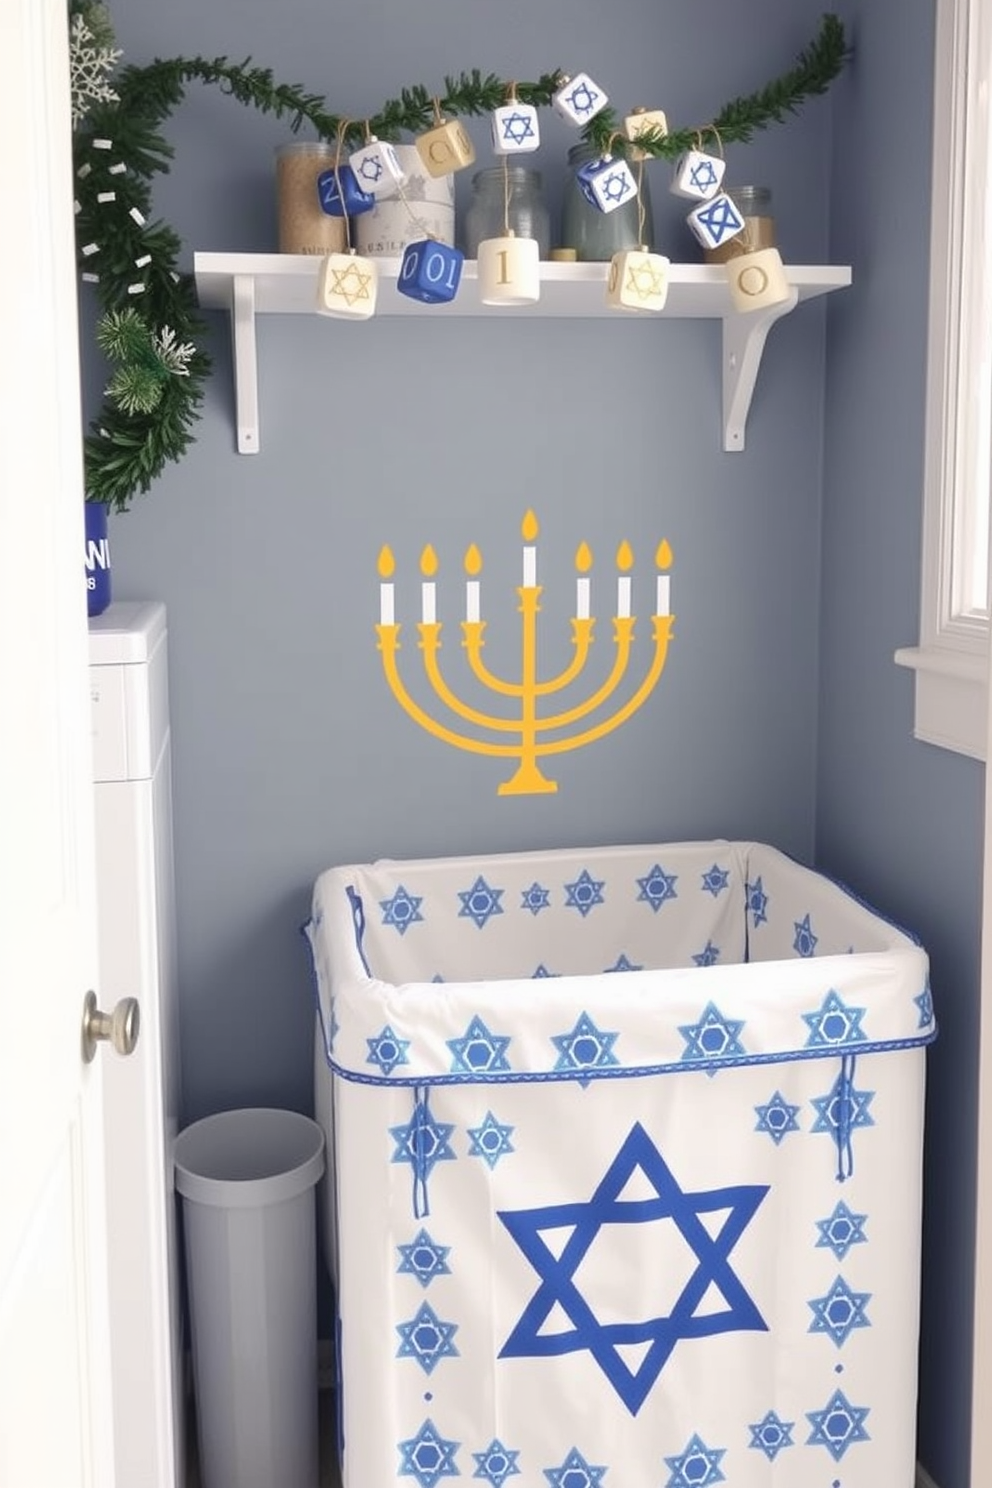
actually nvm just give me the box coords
[835,1053,856,1182]
[412,1085,432,1219]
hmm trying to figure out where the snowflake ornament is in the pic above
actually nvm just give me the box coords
[70,8,122,129]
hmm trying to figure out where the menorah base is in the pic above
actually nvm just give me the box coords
[497,759,558,796]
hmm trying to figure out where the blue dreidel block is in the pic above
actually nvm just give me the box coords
[349,139,406,198]
[671,150,726,201]
[552,72,608,125]
[397,240,465,304]
[491,103,541,154]
[575,155,638,214]
[687,191,746,250]
[316,164,376,217]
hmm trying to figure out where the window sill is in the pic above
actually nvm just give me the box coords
[894,643,988,761]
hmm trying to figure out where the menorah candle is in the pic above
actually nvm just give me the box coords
[656,575,670,616]
[576,578,590,619]
[380,583,395,625]
[617,577,631,618]
[523,546,537,587]
[466,581,480,622]
[422,583,436,623]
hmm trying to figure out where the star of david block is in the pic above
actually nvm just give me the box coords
[316,163,376,217]
[575,156,638,215]
[686,191,746,250]
[415,119,477,178]
[670,150,727,201]
[552,72,608,126]
[606,249,671,312]
[490,103,541,155]
[397,239,465,304]
[348,139,406,198]
[625,108,668,161]
[315,251,378,319]
[727,246,792,312]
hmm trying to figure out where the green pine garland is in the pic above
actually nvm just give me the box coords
[71,7,850,512]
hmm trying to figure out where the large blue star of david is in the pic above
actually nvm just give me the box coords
[807,1274,871,1347]
[805,1388,870,1461]
[695,195,743,244]
[381,884,425,936]
[497,1122,768,1414]
[396,1300,459,1374]
[565,81,600,117]
[398,1419,460,1485]
[500,110,536,146]
[448,1015,512,1074]
[663,1432,726,1487]
[600,168,633,203]
[689,159,719,193]
[802,989,867,1048]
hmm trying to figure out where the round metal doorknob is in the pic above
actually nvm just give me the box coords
[81,990,141,1063]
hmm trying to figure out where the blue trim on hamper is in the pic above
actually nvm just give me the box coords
[320,1027,937,1086]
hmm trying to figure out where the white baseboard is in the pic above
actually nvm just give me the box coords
[916,1464,940,1488]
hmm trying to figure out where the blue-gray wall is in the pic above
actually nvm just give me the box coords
[94,0,981,1482]
[817,5,983,1487]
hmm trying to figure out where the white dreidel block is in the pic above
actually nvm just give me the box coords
[491,103,541,154]
[415,118,477,178]
[477,233,540,305]
[349,139,406,198]
[671,150,726,200]
[727,247,792,312]
[625,107,668,161]
[552,72,608,126]
[686,191,745,251]
[315,251,378,318]
[576,155,639,214]
[606,249,671,312]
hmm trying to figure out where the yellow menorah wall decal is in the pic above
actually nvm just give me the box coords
[375,512,675,796]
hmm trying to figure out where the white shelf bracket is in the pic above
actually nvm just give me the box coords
[230,274,259,455]
[721,286,799,452]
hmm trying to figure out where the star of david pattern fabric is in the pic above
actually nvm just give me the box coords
[305,841,933,1487]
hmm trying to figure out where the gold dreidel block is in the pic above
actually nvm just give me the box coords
[477,233,540,306]
[606,249,671,312]
[315,251,378,318]
[415,118,476,178]
[625,107,668,161]
[726,247,792,312]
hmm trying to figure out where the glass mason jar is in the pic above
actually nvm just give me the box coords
[703,184,776,263]
[560,142,655,262]
[463,167,551,259]
[275,141,348,255]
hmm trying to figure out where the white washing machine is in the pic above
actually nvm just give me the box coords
[89,600,184,1488]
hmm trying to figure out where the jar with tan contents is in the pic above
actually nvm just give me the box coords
[276,141,348,255]
[703,185,776,264]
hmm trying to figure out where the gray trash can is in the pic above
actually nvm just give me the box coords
[174,1108,326,1488]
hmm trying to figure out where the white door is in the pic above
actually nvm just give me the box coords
[0,2,117,1486]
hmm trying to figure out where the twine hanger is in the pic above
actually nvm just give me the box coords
[332,116,353,251]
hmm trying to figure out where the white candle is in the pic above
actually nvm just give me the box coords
[617,576,631,618]
[422,583,436,624]
[466,581,480,622]
[656,574,670,616]
[523,547,537,588]
[380,584,395,625]
[576,577,590,620]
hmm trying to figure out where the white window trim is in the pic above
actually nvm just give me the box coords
[894,0,991,762]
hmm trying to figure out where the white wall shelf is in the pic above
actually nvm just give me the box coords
[193,252,851,456]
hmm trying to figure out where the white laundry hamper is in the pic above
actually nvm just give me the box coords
[306,839,935,1488]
